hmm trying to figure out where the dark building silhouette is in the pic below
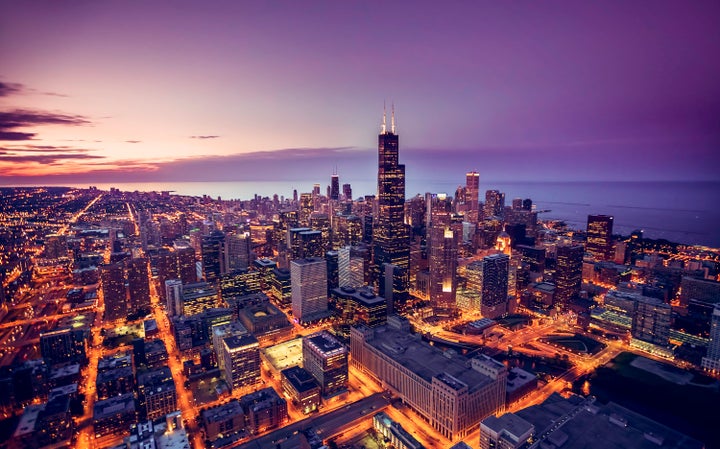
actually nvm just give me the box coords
[586,215,614,261]
[373,106,410,310]
[101,262,127,321]
[554,244,584,306]
[126,257,150,313]
[202,229,225,284]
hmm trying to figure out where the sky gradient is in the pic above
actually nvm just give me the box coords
[1,1,719,184]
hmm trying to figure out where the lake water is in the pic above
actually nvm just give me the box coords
[10,180,720,248]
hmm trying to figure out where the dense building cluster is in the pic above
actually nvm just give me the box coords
[0,115,717,448]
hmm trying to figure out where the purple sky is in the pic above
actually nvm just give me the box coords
[1,0,719,184]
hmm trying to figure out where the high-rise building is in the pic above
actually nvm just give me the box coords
[165,279,183,317]
[174,243,197,285]
[554,244,584,306]
[342,183,352,201]
[126,257,150,313]
[468,254,510,319]
[101,262,127,322]
[428,193,460,316]
[330,172,340,202]
[586,215,614,261]
[299,193,314,226]
[224,232,252,272]
[291,257,329,324]
[303,330,348,399]
[137,367,177,421]
[484,190,505,219]
[181,282,217,317]
[202,230,226,284]
[220,334,260,392]
[701,304,720,373]
[465,171,480,223]
[631,295,671,347]
[373,106,410,310]
[338,246,365,288]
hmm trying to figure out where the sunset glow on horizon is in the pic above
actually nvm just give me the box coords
[2,0,719,183]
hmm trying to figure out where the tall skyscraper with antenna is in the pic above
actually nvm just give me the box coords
[373,104,409,310]
[330,169,340,202]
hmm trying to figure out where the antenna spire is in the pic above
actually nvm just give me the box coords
[381,101,387,134]
[391,102,396,134]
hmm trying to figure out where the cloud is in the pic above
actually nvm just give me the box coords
[0,109,92,141]
[190,135,220,139]
[0,153,104,164]
[0,145,94,153]
[125,140,142,144]
[0,131,36,141]
[0,82,24,97]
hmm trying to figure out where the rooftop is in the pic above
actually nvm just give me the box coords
[281,366,320,394]
[363,324,495,391]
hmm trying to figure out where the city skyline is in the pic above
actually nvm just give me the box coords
[2,1,720,184]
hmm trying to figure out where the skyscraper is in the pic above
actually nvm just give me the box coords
[291,257,328,324]
[303,330,348,399]
[554,244,584,306]
[586,215,614,261]
[373,105,410,310]
[428,193,459,316]
[126,257,150,314]
[701,304,720,373]
[101,262,127,322]
[468,254,510,319]
[330,172,340,202]
[465,171,480,223]
[484,190,505,219]
[201,230,225,284]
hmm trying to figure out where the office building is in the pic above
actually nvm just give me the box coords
[291,257,329,324]
[467,254,510,319]
[330,172,340,202]
[479,413,534,449]
[181,282,217,316]
[331,285,387,338]
[554,244,584,306]
[338,245,365,288]
[586,215,614,261]
[428,193,460,316]
[465,171,480,223]
[101,262,127,321]
[373,106,410,310]
[239,387,288,435]
[351,316,506,440]
[632,295,672,347]
[224,232,252,272]
[701,304,720,373]
[281,366,321,414]
[126,257,150,313]
[219,334,260,392]
[174,241,197,284]
[484,190,505,219]
[93,393,136,438]
[137,367,177,421]
[220,269,261,302]
[202,229,226,283]
[39,328,87,366]
[201,400,244,443]
[165,279,183,316]
[303,330,348,399]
